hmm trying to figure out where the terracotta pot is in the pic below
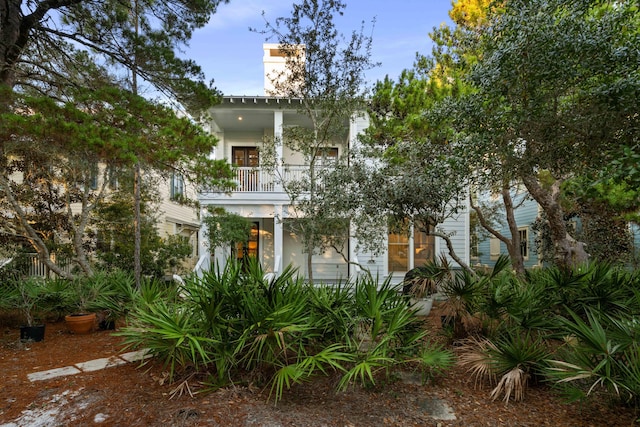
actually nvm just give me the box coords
[64,313,96,334]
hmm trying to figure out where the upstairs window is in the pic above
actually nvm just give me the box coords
[170,173,184,200]
[232,147,259,167]
[315,147,338,166]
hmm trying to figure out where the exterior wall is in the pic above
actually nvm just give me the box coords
[282,226,349,282]
[198,100,472,283]
[474,193,540,269]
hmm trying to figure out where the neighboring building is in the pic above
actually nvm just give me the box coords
[197,44,470,283]
[156,173,202,272]
[473,190,640,270]
[2,160,201,277]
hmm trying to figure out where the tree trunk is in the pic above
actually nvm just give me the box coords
[501,187,525,275]
[0,0,83,89]
[521,173,588,270]
[470,189,526,275]
[0,172,73,278]
[132,0,141,289]
[134,162,142,288]
[431,229,475,277]
[306,239,314,284]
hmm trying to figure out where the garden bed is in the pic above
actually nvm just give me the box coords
[0,307,637,426]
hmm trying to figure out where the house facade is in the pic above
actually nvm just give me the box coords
[197,45,470,283]
[472,192,542,270]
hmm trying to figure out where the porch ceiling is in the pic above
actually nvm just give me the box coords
[208,96,314,132]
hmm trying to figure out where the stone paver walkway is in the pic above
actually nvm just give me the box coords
[27,349,151,382]
[25,352,457,422]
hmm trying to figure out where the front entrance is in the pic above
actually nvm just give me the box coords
[235,222,259,267]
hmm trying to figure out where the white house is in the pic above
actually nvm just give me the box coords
[197,44,470,283]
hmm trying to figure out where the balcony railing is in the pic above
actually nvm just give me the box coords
[200,165,334,194]
[226,166,316,193]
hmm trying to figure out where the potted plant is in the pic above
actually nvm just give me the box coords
[6,277,47,342]
[64,275,104,334]
[402,256,451,316]
[92,270,135,330]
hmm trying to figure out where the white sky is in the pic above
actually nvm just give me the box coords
[184,0,454,96]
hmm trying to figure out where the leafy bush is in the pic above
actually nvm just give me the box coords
[454,261,639,405]
[117,261,451,402]
[545,309,640,406]
[458,330,551,402]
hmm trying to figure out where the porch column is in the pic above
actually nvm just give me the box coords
[274,110,284,192]
[273,204,284,274]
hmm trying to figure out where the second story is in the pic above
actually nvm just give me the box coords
[201,43,369,204]
[202,96,368,203]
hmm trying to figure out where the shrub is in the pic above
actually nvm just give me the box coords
[545,309,640,405]
[118,261,451,402]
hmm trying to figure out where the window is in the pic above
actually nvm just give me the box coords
[519,227,529,259]
[108,167,119,190]
[470,231,480,260]
[388,226,434,273]
[315,147,338,166]
[89,165,99,190]
[232,147,259,167]
[235,222,259,266]
[388,231,409,272]
[170,173,184,200]
[414,229,435,266]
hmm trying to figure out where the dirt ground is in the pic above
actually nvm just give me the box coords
[0,306,638,427]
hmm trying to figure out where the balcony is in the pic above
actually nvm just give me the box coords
[227,166,315,192]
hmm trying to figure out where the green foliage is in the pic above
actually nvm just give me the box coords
[93,187,193,278]
[89,270,137,322]
[1,1,236,279]
[2,0,228,110]
[411,342,455,384]
[546,309,640,405]
[453,261,640,406]
[444,0,640,269]
[202,207,252,253]
[118,262,450,403]
[3,277,47,326]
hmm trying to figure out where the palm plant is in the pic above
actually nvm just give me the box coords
[458,329,550,402]
[6,277,46,327]
[410,342,455,384]
[439,268,484,338]
[308,280,355,343]
[40,277,73,321]
[91,270,136,326]
[545,308,640,405]
[503,277,557,332]
[402,254,452,299]
[119,260,454,403]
